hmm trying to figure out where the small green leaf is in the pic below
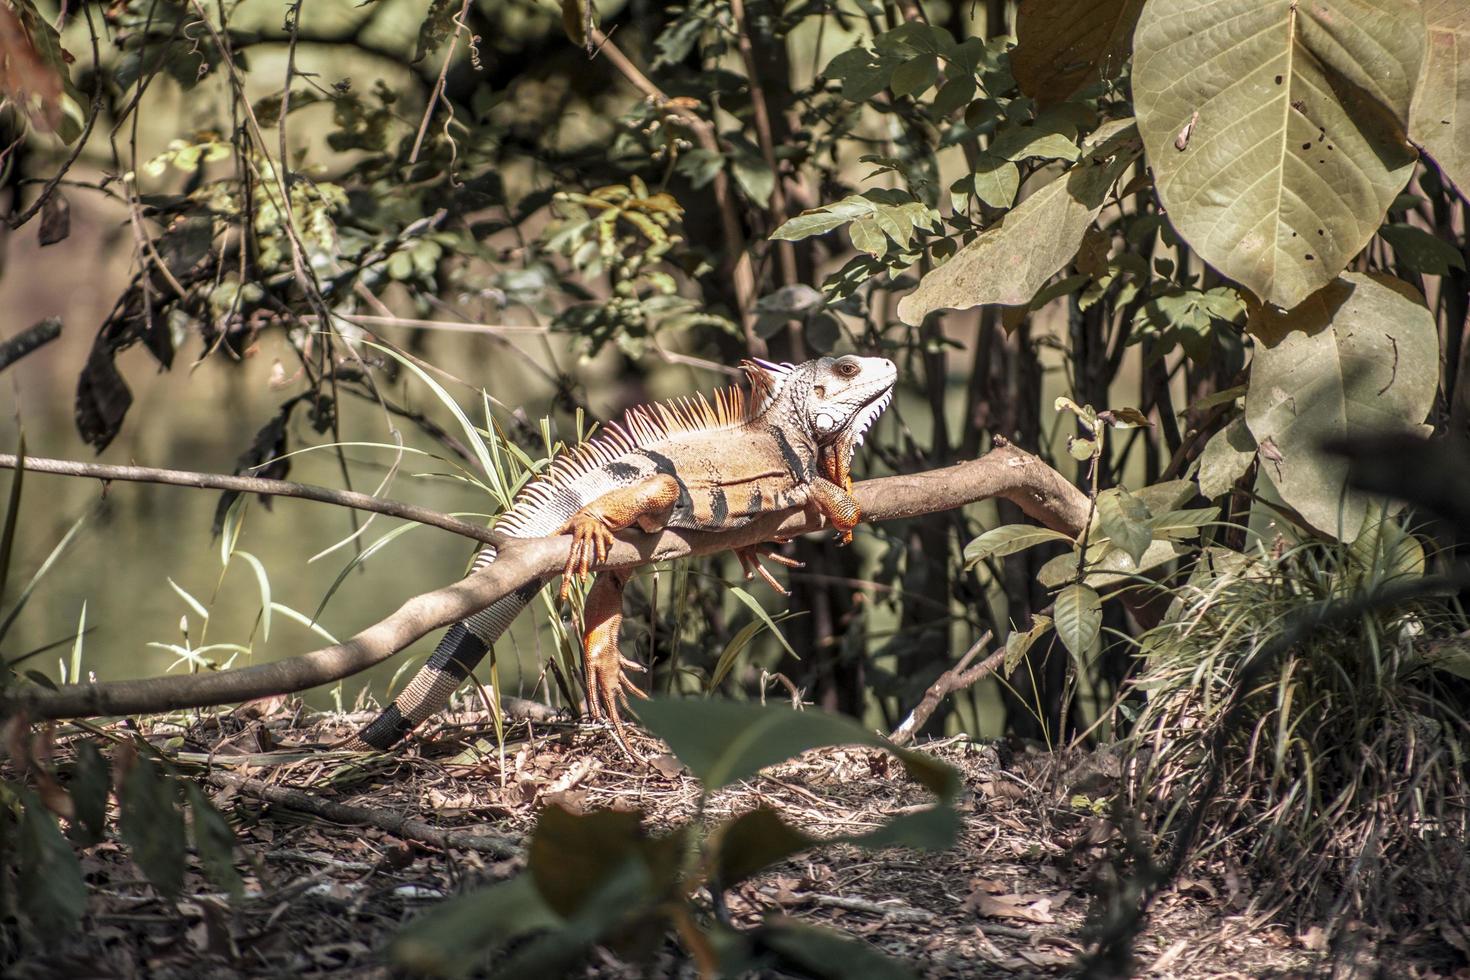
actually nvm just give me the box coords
[967,153,1021,209]
[184,783,243,902]
[119,755,186,900]
[1096,489,1153,566]
[1378,223,1466,276]
[963,525,1074,566]
[890,55,938,97]
[930,75,976,116]
[714,807,815,887]
[528,806,649,918]
[15,787,86,935]
[68,741,110,846]
[732,152,775,208]
[848,217,887,257]
[1054,583,1103,662]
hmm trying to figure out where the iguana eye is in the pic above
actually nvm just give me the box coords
[834,360,859,379]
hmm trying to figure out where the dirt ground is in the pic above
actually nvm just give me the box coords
[5,706,1467,979]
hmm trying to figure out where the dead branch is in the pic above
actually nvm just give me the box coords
[0,440,1089,723]
[206,770,517,857]
[0,318,61,373]
[890,632,1005,746]
[0,453,503,547]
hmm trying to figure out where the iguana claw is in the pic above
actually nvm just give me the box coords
[735,545,804,596]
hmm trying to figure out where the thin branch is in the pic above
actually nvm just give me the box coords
[0,318,61,373]
[206,771,517,857]
[1,442,1089,722]
[0,454,503,547]
[889,632,1004,745]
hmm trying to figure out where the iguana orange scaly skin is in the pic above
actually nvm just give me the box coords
[348,355,897,756]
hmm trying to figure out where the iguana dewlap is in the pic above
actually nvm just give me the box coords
[349,355,897,756]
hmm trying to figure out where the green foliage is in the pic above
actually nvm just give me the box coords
[393,699,958,977]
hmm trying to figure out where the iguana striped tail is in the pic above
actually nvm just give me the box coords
[348,546,545,749]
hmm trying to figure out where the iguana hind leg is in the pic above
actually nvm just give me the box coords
[557,473,681,602]
[580,569,648,760]
[809,476,861,545]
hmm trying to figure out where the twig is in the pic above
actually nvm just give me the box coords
[804,894,934,922]
[207,770,517,857]
[2,443,1090,722]
[0,453,502,547]
[0,318,61,373]
[890,632,1002,745]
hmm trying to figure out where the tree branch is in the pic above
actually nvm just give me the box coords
[0,454,504,547]
[1,441,1087,722]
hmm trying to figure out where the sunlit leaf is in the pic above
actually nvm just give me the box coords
[1134,0,1423,308]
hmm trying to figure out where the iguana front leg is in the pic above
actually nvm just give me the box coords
[808,476,861,545]
[580,569,647,759]
[556,473,681,601]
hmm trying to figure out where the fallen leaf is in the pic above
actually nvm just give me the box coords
[967,891,1056,924]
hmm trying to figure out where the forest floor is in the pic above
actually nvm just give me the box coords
[6,706,1467,979]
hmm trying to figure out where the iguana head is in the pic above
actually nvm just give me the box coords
[744,355,897,490]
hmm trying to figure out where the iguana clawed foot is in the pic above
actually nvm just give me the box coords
[809,476,861,546]
[579,570,648,761]
[559,515,615,602]
[735,545,804,596]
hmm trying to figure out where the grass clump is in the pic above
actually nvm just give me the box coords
[1124,520,1470,942]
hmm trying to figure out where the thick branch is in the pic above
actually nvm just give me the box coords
[2,442,1086,722]
[0,454,503,547]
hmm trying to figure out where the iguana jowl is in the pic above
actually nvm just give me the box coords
[349,355,897,753]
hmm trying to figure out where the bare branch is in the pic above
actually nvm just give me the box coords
[1,441,1088,722]
[0,454,504,547]
[0,318,61,373]
[890,632,1004,746]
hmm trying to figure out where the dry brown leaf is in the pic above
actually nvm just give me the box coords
[0,3,62,132]
[967,891,1056,924]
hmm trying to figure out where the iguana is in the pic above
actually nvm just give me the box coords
[348,355,897,754]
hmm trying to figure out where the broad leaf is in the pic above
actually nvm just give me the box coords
[184,783,243,902]
[1197,417,1257,498]
[1245,273,1438,538]
[1378,223,1466,276]
[68,740,110,846]
[1409,2,1470,193]
[898,143,1138,324]
[1096,489,1153,566]
[1133,0,1424,309]
[757,921,917,980]
[634,697,958,798]
[118,755,186,900]
[963,524,1074,566]
[1012,0,1146,105]
[1054,584,1103,661]
[393,875,562,977]
[15,788,85,935]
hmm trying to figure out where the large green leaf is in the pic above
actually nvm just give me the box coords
[1197,417,1257,498]
[393,875,562,977]
[1410,2,1470,193]
[897,143,1138,324]
[1133,0,1424,309]
[1011,0,1146,104]
[634,697,958,798]
[1244,273,1437,538]
[15,788,86,935]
